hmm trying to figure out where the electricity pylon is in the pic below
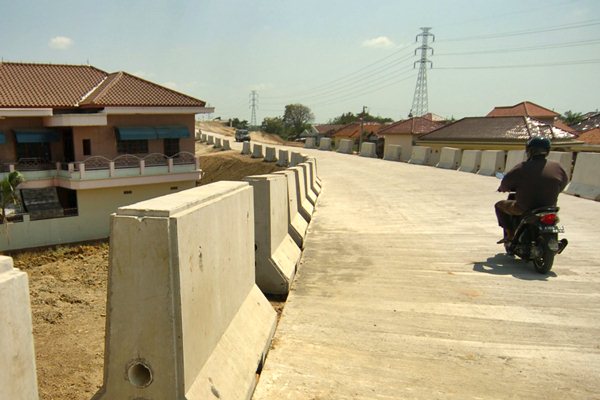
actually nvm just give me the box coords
[410,27,434,118]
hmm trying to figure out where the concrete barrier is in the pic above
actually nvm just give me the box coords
[93,182,276,400]
[252,144,264,159]
[206,135,214,145]
[200,133,207,142]
[298,163,318,206]
[264,147,277,162]
[244,175,302,294]
[214,137,222,149]
[290,152,306,167]
[436,147,462,170]
[305,137,316,149]
[408,146,431,165]
[306,157,322,194]
[319,138,332,151]
[504,150,526,173]
[222,139,231,150]
[337,139,354,154]
[566,152,600,201]
[458,150,482,173]
[241,141,251,155]
[477,150,506,176]
[548,151,573,179]
[276,150,289,167]
[274,170,309,248]
[359,142,377,158]
[384,144,402,161]
[289,166,314,222]
[0,256,39,400]
[308,156,322,186]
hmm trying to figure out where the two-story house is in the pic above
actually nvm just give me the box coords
[0,62,213,251]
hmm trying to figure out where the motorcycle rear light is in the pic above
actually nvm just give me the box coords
[540,213,558,225]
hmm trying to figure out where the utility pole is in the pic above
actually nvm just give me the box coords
[249,90,258,129]
[359,105,367,151]
[410,27,434,118]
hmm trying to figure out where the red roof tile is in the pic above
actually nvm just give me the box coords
[487,101,559,118]
[0,61,205,109]
[332,122,384,138]
[577,127,600,144]
[378,116,444,136]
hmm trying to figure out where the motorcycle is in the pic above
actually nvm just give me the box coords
[501,193,568,274]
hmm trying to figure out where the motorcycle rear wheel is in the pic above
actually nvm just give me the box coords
[532,234,557,274]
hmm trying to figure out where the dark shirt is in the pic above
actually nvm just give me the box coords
[498,157,568,211]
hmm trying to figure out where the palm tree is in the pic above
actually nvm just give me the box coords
[1,171,25,224]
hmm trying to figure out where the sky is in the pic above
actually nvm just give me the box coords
[1,0,599,124]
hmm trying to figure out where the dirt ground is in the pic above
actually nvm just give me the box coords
[5,146,286,400]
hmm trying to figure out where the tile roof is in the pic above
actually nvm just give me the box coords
[332,122,385,138]
[0,61,205,109]
[418,116,575,142]
[378,116,445,136]
[571,113,600,132]
[486,101,559,118]
[314,124,344,135]
[577,127,600,144]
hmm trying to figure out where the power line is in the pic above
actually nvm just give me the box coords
[436,38,600,56]
[435,59,600,70]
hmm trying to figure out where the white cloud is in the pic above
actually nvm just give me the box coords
[362,36,394,49]
[49,36,73,50]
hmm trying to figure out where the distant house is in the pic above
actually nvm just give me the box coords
[0,61,213,250]
[571,113,600,145]
[487,101,575,133]
[331,122,384,148]
[417,116,578,153]
[377,116,445,162]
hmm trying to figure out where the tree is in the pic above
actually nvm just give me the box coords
[261,116,286,136]
[329,111,393,125]
[229,118,249,129]
[283,104,314,138]
[562,110,584,126]
[1,171,24,223]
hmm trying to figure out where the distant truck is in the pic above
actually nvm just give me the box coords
[235,129,250,142]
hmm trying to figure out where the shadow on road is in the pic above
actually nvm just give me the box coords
[473,253,557,281]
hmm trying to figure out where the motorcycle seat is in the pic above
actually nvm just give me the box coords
[525,206,559,216]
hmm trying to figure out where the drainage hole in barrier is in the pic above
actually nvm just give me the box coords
[128,361,153,388]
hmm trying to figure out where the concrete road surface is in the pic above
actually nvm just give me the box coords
[249,146,600,400]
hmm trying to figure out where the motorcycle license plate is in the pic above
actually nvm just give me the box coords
[540,225,564,233]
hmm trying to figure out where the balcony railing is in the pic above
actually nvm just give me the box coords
[1,152,200,181]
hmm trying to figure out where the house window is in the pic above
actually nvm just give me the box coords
[164,138,180,157]
[117,139,148,154]
[83,139,92,156]
[16,142,51,161]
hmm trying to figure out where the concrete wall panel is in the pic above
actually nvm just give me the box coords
[274,170,309,248]
[459,150,482,173]
[252,144,264,159]
[408,146,431,165]
[298,163,318,206]
[477,150,506,176]
[264,147,277,162]
[222,139,231,150]
[384,144,402,161]
[290,152,306,167]
[276,150,289,167]
[206,135,214,145]
[244,175,302,294]
[214,137,222,149]
[359,142,377,158]
[306,158,322,193]
[566,152,600,201]
[305,138,316,149]
[504,150,526,173]
[548,151,573,180]
[93,182,276,400]
[319,138,332,151]
[241,141,251,155]
[437,147,462,170]
[0,256,39,400]
[289,166,314,222]
[337,139,353,154]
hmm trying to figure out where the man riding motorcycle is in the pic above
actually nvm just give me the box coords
[495,137,569,244]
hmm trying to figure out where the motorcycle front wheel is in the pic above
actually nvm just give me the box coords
[533,234,557,274]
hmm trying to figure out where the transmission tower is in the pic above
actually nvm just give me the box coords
[410,27,435,117]
[249,90,258,128]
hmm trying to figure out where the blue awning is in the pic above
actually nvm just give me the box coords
[117,127,157,141]
[156,126,190,139]
[0,132,5,145]
[14,129,59,143]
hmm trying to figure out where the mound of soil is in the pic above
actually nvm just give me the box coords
[5,149,285,400]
